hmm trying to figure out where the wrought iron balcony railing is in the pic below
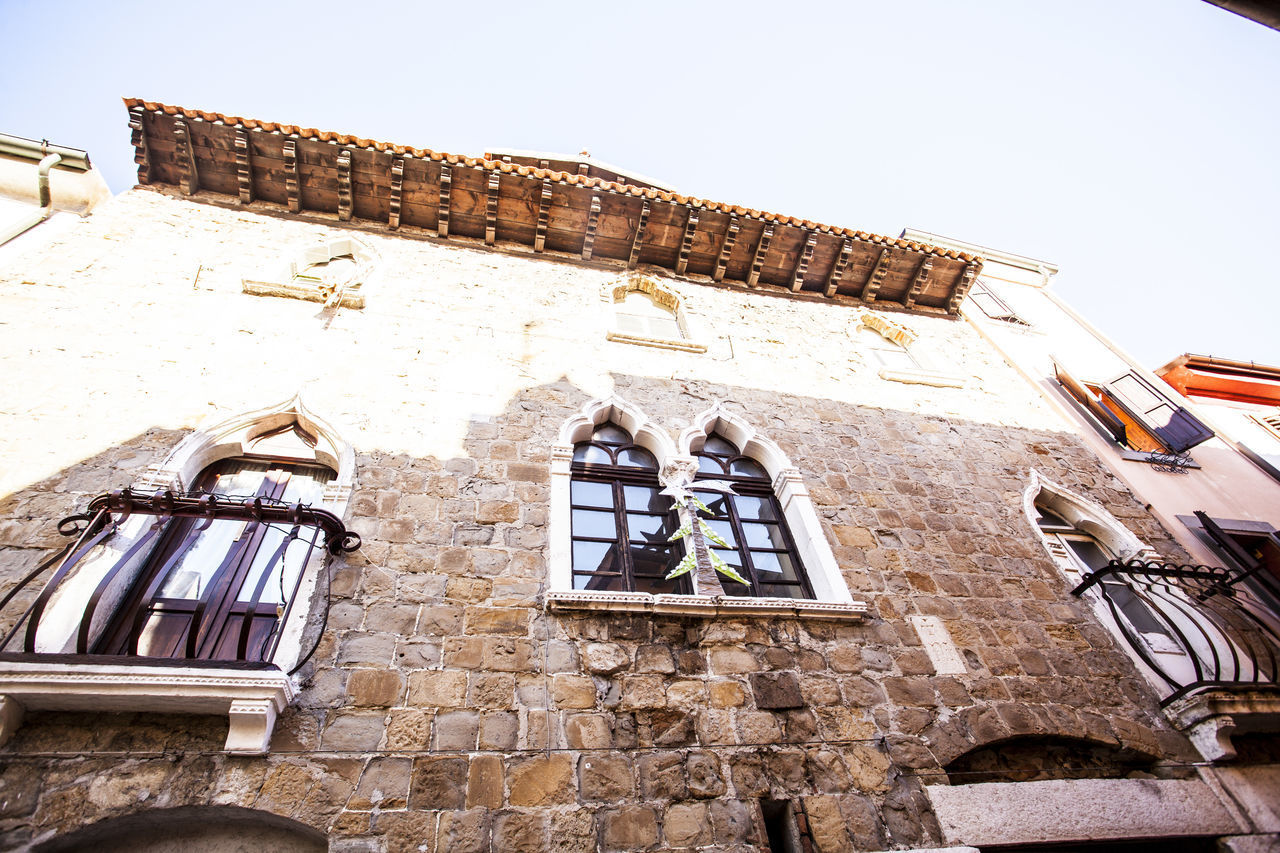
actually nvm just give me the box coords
[1072,558,1280,705]
[0,488,359,671]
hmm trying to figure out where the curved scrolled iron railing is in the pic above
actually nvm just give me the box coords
[0,488,359,668]
[1072,558,1280,705]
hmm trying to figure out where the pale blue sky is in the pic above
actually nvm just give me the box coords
[2,0,1276,367]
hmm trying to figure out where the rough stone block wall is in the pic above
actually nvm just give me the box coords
[0,188,1201,851]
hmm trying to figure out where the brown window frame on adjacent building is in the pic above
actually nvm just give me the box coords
[1053,360,1214,460]
[570,423,689,595]
[692,433,815,600]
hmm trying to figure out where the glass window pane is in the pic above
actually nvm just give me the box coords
[575,572,623,592]
[572,509,618,539]
[1065,538,1113,573]
[627,513,676,543]
[733,495,777,521]
[719,577,752,596]
[616,314,646,335]
[571,480,614,508]
[707,520,737,547]
[703,435,738,457]
[572,541,619,573]
[617,447,657,469]
[713,547,744,568]
[729,458,768,478]
[623,485,668,512]
[750,550,799,582]
[759,583,808,600]
[634,574,683,595]
[630,544,677,577]
[592,423,631,445]
[696,455,725,475]
[573,443,612,464]
[742,522,787,550]
[693,491,729,516]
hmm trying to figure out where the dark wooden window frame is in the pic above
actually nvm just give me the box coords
[96,455,335,662]
[693,437,815,600]
[569,435,689,595]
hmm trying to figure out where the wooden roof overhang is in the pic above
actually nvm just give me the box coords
[1157,354,1280,407]
[125,99,982,315]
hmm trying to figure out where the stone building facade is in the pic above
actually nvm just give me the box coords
[0,104,1273,851]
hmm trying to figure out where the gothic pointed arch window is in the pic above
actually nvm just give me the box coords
[570,422,688,594]
[1028,478,1179,655]
[96,425,338,662]
[692,432,813,599]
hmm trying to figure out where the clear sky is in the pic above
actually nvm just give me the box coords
[2,0,1276,368]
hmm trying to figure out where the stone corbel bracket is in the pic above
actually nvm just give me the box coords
[0,661,294,755]
[1164,689,1280,762]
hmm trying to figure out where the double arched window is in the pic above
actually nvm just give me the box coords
[693,434,812,599]
[570,423,688,594]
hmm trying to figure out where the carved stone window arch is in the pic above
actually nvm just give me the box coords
[0,396,357,755]
[677,405,857,605]
[546,399,865,620]
[549,395,675,594]
[242,236,376,309]
[1022,470,1149,569]
[854,310,964,389]
[603,273,707,353]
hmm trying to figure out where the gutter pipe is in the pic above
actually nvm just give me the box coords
[0,149,64,247]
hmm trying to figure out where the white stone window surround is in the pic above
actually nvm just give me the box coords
[855,310,965,389]
[602,273,708,354]
[1021,471,1265,761]
[548,397,864,620]
[0,395,356,755]
[242,236,376,310]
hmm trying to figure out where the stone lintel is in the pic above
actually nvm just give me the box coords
[925,778,1246,847]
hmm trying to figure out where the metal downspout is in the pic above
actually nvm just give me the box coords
[0,151,64,247]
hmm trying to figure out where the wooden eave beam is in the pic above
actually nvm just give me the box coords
[791,232,818,292]
[388,155,404,229]
[234,130,254,204]
[336,148,353,221]
[714,215,740,282]
[823,238,853,297]
[283,139,301,213]
[534,178,553,253]
[173,119,198,196]
[437,165,452,238]
[903,257,932,309]
[861,248,893,303]
[946,260,981,314]
[582,195,602,260]
[676,207,699,275]
[485,171,500,245]
[748,224,774,286]
[128,106,151,185]
[628,200,651,269]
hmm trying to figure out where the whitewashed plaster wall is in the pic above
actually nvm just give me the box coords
[0,187,1066,498]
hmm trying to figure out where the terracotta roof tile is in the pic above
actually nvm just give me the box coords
[123,98,974,262]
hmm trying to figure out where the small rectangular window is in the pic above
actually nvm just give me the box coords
[969,280,1031,326]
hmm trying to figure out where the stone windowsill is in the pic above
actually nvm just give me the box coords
[546,590,867,621]
[0,659,294,755]
[878,367,966,388]
[605,330,708,354]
